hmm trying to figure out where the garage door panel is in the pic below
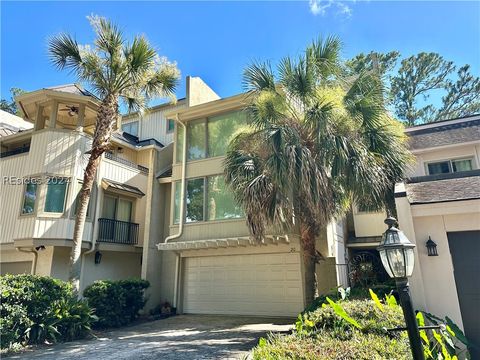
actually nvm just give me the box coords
[183,253,304,317]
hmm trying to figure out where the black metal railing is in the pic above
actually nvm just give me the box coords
[0,146,30,158]
[104,152,149,174]
[98,218,139,245]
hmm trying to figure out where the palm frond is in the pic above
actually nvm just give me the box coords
[242,61,276,92]
[48,34,84,73]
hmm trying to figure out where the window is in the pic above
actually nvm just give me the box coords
[186,178,204,222]
[207,176,243,220]
[122,121,139,136]
[187,119,206,161]
[167,119,175,133]
[177,110,248,163]
[73,182,93,219]
[173,175,243,224]
[21,181,38,215]
[208,111,247,157]
[44,178,68,213]
[427,158,473,175]
[175,125,184,163]
[101,195,132,222]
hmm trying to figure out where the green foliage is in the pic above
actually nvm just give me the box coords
[0,88,25,116]
[257,297,409,360]
[0,274,94,349]
[260,290,470,360]
[83,278,149,328]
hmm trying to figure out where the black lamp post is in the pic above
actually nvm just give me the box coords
[378,217,425,360]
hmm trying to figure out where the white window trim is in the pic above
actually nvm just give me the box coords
[40,176,70,217]
[425,157,475,175]
[19,178,41,217]
[69,180,95,221]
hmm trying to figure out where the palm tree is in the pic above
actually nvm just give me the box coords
[48,15,179,292]
[224,37,411,305]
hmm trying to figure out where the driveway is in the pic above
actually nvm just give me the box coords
[8,315,293,360]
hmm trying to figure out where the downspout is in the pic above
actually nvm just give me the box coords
[16,247,38,275]
[157,114,187,310]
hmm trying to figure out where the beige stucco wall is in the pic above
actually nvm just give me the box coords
[352,208,387,238]
[396,197,480,330]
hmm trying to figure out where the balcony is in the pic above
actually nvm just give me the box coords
[98,218,139,245]
[104,152,149,174]
[0,145,30,158]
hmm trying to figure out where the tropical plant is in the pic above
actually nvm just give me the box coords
[0,274,95,349]
[83,278,149,328]
[224,36,411,304]
[48,15,179,291]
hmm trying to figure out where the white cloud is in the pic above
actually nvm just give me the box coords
[309,0,354,18]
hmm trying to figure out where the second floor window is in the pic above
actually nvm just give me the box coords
[122,121,139,136]
[173,175,243,224]
[44,178,68,213]
[167,119,175,133]
[427,158,473,175]
[21,182,37,215]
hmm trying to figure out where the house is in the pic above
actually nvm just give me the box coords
[154,93,348,317]
[0,109,33,138]
[344,115,480,354]
[0,78,218,306]
[1,77,478,337]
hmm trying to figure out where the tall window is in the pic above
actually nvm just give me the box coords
[21,181,37,215]
[176,110,248,163]
[167,119,175,133]
[173,175,242,224]
[208,111,247,157]
[122,121,139,136]
[187,119,206,161]
[427,158,473,175]
[176,125,184,163]
[44,178,68,213]
[101,195,132,222]
[186,178,204,222]
[207,176,243,220]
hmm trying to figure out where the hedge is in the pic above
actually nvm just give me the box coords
[83,278,149,328]
[0,274,94,349]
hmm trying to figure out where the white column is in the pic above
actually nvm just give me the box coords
[49,100,58,129]
[76,104,86,132]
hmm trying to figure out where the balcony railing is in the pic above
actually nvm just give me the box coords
[0,146,30,158]
[105,152,149,174]
[98,218,139,245]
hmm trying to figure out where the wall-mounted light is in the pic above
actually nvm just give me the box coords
[35,245,46,251]
[426,237,438,256]
[94,251,102,264]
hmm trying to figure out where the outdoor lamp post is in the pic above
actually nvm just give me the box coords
[378,216,425,360]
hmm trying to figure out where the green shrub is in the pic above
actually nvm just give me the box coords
[0,274,94,349]
[83,278,149,328]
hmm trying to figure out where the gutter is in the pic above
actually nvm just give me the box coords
[16,247,38,275]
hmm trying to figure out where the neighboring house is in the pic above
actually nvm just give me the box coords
[0,78,218,303]
[0,109,33,138]
[345,115,480,354]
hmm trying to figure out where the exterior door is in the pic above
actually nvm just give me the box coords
[447,231,480,359]
[100,196,133,243]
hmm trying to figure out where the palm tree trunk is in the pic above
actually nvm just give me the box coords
[300,222,318,306]
[69,95,118,293]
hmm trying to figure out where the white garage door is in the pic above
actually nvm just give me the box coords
[183,252,304,317]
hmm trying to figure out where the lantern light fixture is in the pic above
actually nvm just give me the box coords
[426,236,438,256]
[94,251,102,265]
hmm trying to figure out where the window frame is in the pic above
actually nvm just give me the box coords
[19,178,40,217]
[70,181,95,221]
[172,174,244,225]
[43,177,70,215]
[166,119,175,133]
[425,157,474,175]
[122,121,139,137]
[101,192,135,223]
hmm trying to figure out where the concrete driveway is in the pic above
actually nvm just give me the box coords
[8,315,293,360]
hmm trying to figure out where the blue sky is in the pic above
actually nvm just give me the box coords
[1,1,479,105]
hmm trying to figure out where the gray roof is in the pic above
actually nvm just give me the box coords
[112,131,164,148]
[407,116,480,150]
[102,179,145,197]
[46,84,98,99]
[405,170,480,204]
